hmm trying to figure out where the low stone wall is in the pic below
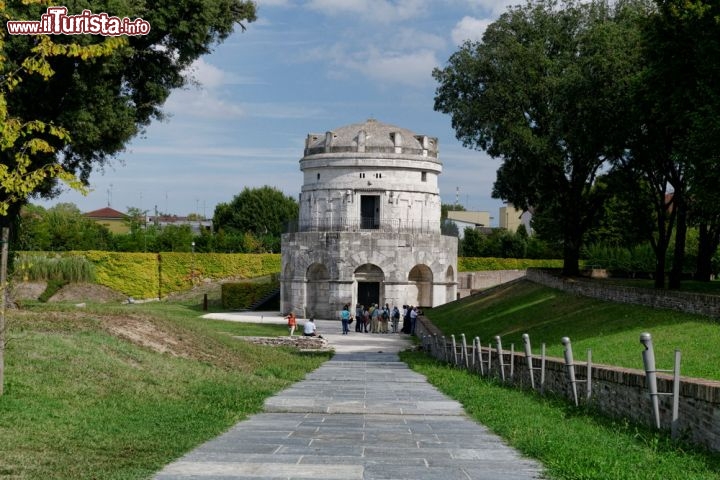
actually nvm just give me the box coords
[415,316,720,453]
[235,336,330,351]
[456,270,526,299]
[526,269,720,319]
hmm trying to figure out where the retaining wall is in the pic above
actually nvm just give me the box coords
[526,269,720,319]
[415,316,720,453]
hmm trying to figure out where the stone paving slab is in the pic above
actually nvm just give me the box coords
[154,317,544,479]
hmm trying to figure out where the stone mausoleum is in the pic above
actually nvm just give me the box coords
[280,119,457,319]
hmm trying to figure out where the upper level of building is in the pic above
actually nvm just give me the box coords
[296,120,444,234]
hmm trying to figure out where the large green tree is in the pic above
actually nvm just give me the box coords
[213,186,298,253]
[433,0,649,276]
[1,0,256,232]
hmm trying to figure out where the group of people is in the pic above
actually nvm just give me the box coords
[342,303,419,335]
[286,304,421,337]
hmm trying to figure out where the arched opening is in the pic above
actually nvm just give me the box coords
[354,264,384,307]
[306,263,330,318]
[408,264,433,307]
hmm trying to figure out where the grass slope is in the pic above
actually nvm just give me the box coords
[426,280,720,380]
[0,302,330,479]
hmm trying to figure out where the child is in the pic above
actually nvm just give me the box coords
[287,312,297,336]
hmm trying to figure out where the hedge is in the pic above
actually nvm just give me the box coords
[221,281,280,310]
[16,251,281,299]
[458,257,563,271]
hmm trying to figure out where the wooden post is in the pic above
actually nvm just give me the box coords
[0,227,9,396]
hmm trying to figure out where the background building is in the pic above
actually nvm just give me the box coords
[281,119,458,319]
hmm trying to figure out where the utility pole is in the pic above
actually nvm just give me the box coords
[1,227,9,396]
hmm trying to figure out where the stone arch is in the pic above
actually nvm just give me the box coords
[306,263,330,318]
[445,265,455,303]
[354,263,384,308]
[408,264,433,307]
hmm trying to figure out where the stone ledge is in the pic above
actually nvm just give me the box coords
[235,336,331,351]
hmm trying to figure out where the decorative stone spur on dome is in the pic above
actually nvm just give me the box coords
[304,119,438,158]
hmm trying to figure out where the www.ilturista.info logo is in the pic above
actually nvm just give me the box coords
[6,7,151,36]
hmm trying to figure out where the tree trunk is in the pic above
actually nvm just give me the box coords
[0,228,8,396]
[561,215,582,277]
[695,222,720,281]
[668,193,687,289]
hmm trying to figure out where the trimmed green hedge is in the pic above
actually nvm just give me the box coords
[16,251,282,299]
[221,281,279,310]
[458,257,563,271]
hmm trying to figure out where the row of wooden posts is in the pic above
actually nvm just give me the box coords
[420,331,682,437]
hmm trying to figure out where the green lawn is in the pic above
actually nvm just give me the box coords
[402,351,720,480]
[425,280,720,380]
[0,301,330,479]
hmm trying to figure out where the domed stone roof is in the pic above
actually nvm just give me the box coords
[303,119,438,158]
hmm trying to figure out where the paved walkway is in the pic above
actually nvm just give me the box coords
[154,313,544,479]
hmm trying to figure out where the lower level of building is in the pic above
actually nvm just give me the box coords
[280,231,457,319]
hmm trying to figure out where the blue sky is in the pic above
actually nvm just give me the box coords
[39,0,517,226]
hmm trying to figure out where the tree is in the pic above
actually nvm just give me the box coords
[433,0,649,276]
[1,3,125,219]
[16,203,114,251]
[440,203,464,237]
[1,1,256,232]
[213,186,298,253]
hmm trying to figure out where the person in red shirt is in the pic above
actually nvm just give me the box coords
[287,312,297,336]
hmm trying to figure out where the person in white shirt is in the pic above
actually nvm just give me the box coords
[303,318,321,337]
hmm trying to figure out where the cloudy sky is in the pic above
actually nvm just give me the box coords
[39,0,518,225]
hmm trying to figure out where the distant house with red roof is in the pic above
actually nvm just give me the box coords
[84,207,129,234]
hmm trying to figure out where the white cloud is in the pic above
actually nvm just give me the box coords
[459,0,518,17]
[451,16,491,45]
[183,58,262,89]
[310,43,439,88]
[361,49,439,87]
[165,89,246,119]
[306,0,430,22]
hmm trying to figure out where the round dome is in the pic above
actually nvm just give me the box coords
[303,119,437,158]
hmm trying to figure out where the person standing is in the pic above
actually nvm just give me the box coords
[287,312,297,336]
[381,303,390,333]
[340,304,351,335]
[391,305,400,333]
[355,303,364,332]
[402,305,412,334]
[410,306,419,335]
[370,303,380,333]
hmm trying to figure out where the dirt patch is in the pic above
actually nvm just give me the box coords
[101,314,185,356]
[49,283,127,304]
[11,281,47,301]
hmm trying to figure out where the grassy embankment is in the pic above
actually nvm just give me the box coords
[0,300,330,479]
[399,279,720,479]
[425,279,720,379]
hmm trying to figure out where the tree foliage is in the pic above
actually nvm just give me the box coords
[17,203,114,251]
[0,2,126,217]
[434,0,650,276]
[213,186,299,253]
[0,0,256,226]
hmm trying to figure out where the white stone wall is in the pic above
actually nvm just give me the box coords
[281,231,457,319]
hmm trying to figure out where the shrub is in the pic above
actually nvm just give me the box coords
[221,281,279,310]
[14,253,95,283]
